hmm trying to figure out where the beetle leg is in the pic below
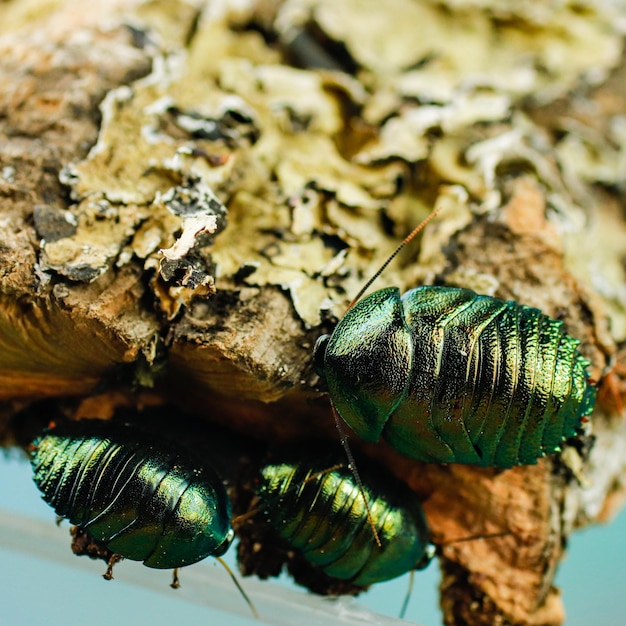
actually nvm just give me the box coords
[170,568,180,589]
[102,554,123,580]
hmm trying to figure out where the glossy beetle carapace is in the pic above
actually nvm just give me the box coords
[30,419,234,571]
[250,451,434,588]
[314,285,596,468]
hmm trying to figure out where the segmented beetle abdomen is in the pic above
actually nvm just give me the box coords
[255,454,433,586]
[316,285,596,468]
[30,419,234,569]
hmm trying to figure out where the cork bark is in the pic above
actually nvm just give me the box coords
[1,1,626,625]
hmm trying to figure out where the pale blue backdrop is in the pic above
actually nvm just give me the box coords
[0,449,624,625]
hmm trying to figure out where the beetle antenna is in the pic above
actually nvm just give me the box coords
[215,556,259,619]
[346,204,444,311]
[399,569,415,620]
[332,403,382,548]
[438,531,508,546]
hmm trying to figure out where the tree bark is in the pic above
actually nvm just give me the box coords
[1,1,625,625]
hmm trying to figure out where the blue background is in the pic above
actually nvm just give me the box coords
[1,449,624,625]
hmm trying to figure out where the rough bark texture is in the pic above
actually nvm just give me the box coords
[1,1,626,625]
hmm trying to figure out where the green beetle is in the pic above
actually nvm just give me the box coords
[314,285,596,468]
[30,419,233,571]
[249,451,434,588]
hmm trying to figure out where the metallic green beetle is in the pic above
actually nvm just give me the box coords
[314,286,597,468]
[254,453,434,586]
[30,419,234,571]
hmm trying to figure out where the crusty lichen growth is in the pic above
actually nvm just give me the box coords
[1,1,626,625]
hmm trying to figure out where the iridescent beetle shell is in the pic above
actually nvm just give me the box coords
[314,286,597,468]
[30,419,234,569]
[254,453,434,586]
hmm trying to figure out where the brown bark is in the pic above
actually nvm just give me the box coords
[1,1,626,625]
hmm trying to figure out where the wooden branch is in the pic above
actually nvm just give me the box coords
[1,1,626,625]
